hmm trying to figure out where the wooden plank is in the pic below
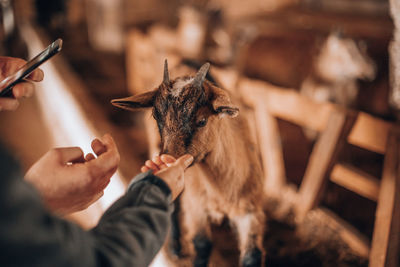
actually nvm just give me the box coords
[301,0,389,16]
[218,0,296,21]
[253,101,286,194]
[389,0,400,111]
[369,128,400,267]
[238,78,394,152]
[296,110,356,221]
[347,112,392,155]
[239,78,334,132]
[330,163,380,202]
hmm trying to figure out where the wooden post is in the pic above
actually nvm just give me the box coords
[389,0,400,116]
[253,100,286,195]
[330,163,380,202]
[296,110,356,221]
[369,128,400,267]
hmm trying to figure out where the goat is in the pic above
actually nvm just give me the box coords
[111,61,265,267]
[300,32,376,107]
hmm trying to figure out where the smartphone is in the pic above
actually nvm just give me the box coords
[0,38,63,97]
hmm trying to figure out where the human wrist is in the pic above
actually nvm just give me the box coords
[128,171,172,197]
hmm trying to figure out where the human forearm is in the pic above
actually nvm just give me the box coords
[91,173,173,267]
[1,169,172,267]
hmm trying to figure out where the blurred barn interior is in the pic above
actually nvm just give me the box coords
[0,0,399,266]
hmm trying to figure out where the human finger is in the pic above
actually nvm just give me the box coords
[152,155,163,166]
[170,154,193,173]
[1,57,26,78]
[87,134,120,176]
[141,166,150,173]
[54,147,85,164]
[152,155,169,170]
[160,154,176,165]
[87,154,119,182]
[13,81,35,98]
[145,160,160,172]
[0,97,19,111]
[85,153,96,161]
[26,68,44,82]
[91,138,106,156]
[94,134,119,162]
[156,154,193,180]
[98,134,117,154]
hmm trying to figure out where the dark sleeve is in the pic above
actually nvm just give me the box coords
[0,146,173,267]
[91,171,174,267]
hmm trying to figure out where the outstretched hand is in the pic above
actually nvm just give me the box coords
[141,154,193,200]
[0,56,44,111]
[25,134,120,215]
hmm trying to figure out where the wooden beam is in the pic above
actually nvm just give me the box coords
[239,78,334,132]
[236,8,392,42]
[301,0,389,17]
[389,0,400,113]
[253,101,286,194]
[330,163,380,202]
[369,128,400,267]
[219,0,297,21]
[347,112,392,155]
[296,110,356,221]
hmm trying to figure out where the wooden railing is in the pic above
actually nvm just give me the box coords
[238,76,400,266]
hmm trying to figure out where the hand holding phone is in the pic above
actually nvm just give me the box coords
[0,38,62,98]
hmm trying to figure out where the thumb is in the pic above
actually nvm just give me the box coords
[173,154,194,170]
[54,147,85,164]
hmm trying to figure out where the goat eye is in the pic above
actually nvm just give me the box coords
[196,118,207,127]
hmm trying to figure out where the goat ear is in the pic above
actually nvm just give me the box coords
[211,86,239,118]
[111,90,156,111]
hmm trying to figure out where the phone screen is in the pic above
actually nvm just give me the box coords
[0,38,63,97]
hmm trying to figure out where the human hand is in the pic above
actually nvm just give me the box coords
[0,56,44,111]
[25,134,120,215]
[141,154,193,200]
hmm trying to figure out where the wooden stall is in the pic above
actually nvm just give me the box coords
[1,0,398,266]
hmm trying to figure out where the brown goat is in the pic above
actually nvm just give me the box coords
[112,61,265,266]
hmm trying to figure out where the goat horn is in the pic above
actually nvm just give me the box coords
[163,59,170,85]
[192,62,210,89]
